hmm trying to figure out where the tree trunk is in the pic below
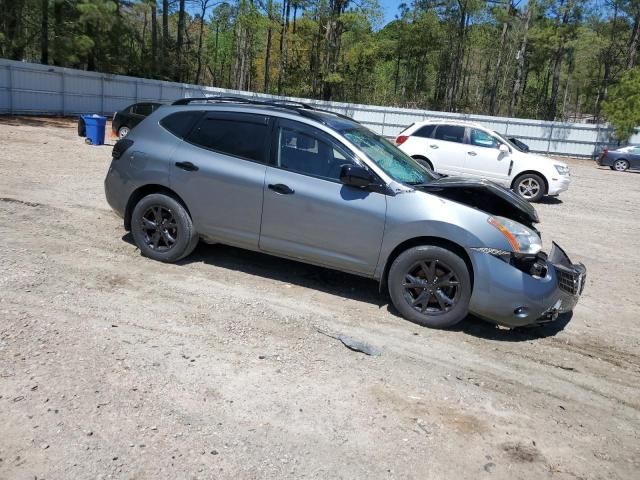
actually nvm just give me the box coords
[213,20,219,85]
[277,0,290,95]
[175,0,186,81]
[53,0,63,65]
[41,0,49,64]
[509,0,534,117]
[548,0,572,120]
[489,20,508,115]
[195,1,207,84]
[151,1,158,74]
[162,0,169,77]
[628,10,640,69]
[264,0,273,92]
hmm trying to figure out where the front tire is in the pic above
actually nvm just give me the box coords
[131,193,199,263]
[513,173,545,202]
[388,246,471,329]
[613,159,629,171]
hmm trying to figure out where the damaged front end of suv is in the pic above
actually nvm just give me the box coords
[417,178,586,327]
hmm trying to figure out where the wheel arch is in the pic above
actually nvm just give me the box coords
[511,170,549,194]
[379,236,474,293]
[124,184,191,231]
[411,155,434,170]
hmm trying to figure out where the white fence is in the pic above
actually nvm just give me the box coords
[0,58,621,157]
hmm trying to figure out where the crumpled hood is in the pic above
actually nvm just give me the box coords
[417,176,540,227]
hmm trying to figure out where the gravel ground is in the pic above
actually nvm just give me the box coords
[0,117,639,480]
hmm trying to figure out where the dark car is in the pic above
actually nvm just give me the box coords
[112,102,163,139]
[597,146,640,171]
[508,137,530,153]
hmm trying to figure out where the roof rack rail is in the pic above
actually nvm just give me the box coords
[171,95,357,123]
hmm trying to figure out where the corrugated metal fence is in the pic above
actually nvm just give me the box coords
[0,58,620,157]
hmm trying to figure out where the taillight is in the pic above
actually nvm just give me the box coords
[112,139,133,160]
[396,135,409,145]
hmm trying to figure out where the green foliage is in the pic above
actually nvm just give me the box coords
[2,0,640,122]
[603,68,640,140]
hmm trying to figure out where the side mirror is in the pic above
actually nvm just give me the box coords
[499,144,510,154]
[340,164,374,188]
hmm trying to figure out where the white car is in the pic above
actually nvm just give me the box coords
[395,120,571,202]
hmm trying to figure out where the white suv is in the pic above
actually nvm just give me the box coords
[395,120,571,202]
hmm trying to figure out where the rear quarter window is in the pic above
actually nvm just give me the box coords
[160,111,205,139]
[414,125,435,138]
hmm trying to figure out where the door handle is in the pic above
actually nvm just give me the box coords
[429,144,439,149]
[175,161,198,171]
[467,151,477,156]
[268,183,295,195]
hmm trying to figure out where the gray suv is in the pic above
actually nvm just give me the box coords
[104,96,586,329]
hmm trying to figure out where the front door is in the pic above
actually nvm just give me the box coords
[463,128,511,184]
[259,119,387,276]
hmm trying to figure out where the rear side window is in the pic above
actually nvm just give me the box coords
[133,104,153,116]
[434,125,465,143]
[187,114,270,163]
[414,124,435,138]
[160,111,204,139]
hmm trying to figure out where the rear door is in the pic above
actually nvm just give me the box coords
[428,124,466,175]
[259,118,386,276]
[169,111,271,250]
[463,127,511,184]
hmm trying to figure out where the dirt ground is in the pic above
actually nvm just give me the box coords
[0,116,639,480]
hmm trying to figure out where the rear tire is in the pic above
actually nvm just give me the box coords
[118,126,131,139]
[388,246,471,329]
[613,159,629,172]
[513,173,546,202]
[412,156,434,171]
[131,193,199,263]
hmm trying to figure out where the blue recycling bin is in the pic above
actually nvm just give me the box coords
[82,114,107,145]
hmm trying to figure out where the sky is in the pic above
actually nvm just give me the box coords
[378,0,400,24]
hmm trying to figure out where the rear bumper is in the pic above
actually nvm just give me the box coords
[468,242,586,327]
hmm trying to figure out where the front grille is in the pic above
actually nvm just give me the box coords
[556,267,585,295]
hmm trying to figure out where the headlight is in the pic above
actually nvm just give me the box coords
[554,164,570,175]
[488,216,542,254]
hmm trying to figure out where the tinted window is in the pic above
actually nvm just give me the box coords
[160,111,204,138]
[188,115,269,162]
[434,125,465,143]
[414,125,435,138]
[470,129,498,148]
[277,127,354,181]
[133,104,153,116]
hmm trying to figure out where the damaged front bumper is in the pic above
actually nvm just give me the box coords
[467,242,586,328]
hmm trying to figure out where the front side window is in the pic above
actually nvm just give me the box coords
[630,147,640,154]
[277,127,354,181]
[187,114,269,163]
[341,127,435,185]
[434,125,465,143]
[470,128,498,148]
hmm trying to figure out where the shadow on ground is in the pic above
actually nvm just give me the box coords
[0,115,77,128]
[122,234,571,341]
